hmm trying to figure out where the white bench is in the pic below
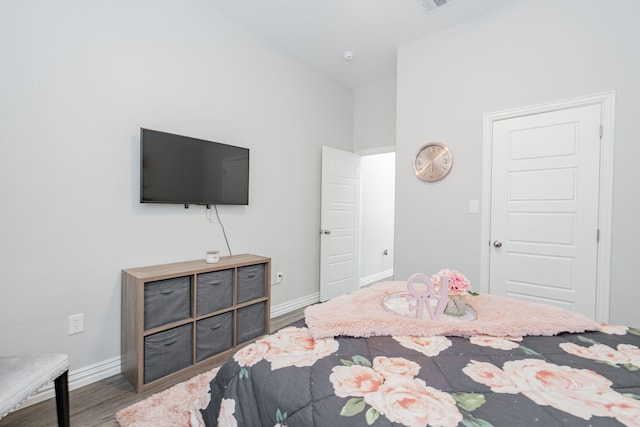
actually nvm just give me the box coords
[0,354,69,427]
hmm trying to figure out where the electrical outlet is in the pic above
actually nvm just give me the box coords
[68,313,84,335]
[273,272,283,285]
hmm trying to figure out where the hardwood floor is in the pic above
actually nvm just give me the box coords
[0,308,306,427]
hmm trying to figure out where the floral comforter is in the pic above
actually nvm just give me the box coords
[200,320,640,427]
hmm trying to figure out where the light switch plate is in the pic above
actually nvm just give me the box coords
[468,200,479,214]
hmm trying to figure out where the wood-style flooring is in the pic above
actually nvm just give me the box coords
[0,308,305,427]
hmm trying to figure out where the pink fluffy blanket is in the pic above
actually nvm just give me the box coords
[304,281,600,338]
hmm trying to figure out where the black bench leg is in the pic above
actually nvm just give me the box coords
[54,370,70,427]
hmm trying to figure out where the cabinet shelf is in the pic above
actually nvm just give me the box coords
[121,254,271,393]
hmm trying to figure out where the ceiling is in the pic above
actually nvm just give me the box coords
[208,0,518,88]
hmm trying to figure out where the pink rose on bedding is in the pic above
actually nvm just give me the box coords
[609,399,640,427]
[618,343,640,367]
[217,398,238,427]
[512,366,630,421]
[263,326,339,369]
[393,335,452,357]
[598,322,628,335]
[469,336,522,350]
[330,365,384,397]
[188,380,212,427]
[233,327,338,370]
[463,358,637,422]
[508,358,613,389]
[560,342,640,367]
[372,356,420,379]
[462,360,517,393]
[365,376,462,427]
[265,326,316,353]
[331,355,467,427]
[233,340,270,367]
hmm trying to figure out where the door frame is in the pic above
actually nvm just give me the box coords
[480,91,615,322]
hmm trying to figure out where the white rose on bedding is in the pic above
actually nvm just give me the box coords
[188,381,212,427]
[372,356,420,379]
[469,336,522,350]
[217,398,238,427]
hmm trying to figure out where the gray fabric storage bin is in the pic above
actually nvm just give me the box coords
[237,264,265,304]
[196,312,233,362]
[196,270,233,316]
[143,324,192,384]
[144,276,191,330]
[236,302,266,344]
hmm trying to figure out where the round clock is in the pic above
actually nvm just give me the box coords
[414,142,453,182]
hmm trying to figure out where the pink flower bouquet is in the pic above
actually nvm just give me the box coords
[431,269,472,296]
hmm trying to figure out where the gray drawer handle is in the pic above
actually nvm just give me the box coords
[208,280,222,286]
[163,338,178,346]
[247,272,257,278]
[161,289,175,295]
[210,324,222,330]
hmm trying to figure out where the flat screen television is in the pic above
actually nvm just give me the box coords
[140,128,249,207]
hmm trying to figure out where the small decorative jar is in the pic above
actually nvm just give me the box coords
[206,250,220,264]
[444,294,466,316]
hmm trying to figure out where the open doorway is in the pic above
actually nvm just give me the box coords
[360,152,395,286]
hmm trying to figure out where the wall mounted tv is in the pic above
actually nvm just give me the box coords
[140,128,249,207]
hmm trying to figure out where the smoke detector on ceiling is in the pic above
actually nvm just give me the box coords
[416,0,455,13]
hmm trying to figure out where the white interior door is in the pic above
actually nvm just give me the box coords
[489,104,601,318]
[320,146,361,301]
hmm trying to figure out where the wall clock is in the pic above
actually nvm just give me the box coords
[414,142,453,182]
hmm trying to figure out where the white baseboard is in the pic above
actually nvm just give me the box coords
[270,292,320,318]
[15,356,121,410]
[360,269,394,287]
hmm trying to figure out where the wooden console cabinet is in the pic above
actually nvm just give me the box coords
[121,254,271,392]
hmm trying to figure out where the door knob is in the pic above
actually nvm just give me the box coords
[319,229,332,235]
[493,240,502,248]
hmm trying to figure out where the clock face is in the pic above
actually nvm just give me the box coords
[414,142,453,182]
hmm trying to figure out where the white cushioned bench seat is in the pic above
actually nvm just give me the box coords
[0,354,69,426]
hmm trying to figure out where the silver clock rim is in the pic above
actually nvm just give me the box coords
[413,142,453,182]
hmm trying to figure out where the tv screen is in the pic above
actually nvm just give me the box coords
[140,128,249,206]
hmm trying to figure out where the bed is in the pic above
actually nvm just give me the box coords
[199,281,640,427]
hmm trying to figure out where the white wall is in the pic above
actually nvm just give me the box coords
[354,77,397,153]
[395,0,640,327]
[0,0,353,371]
[360,153,395,284]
